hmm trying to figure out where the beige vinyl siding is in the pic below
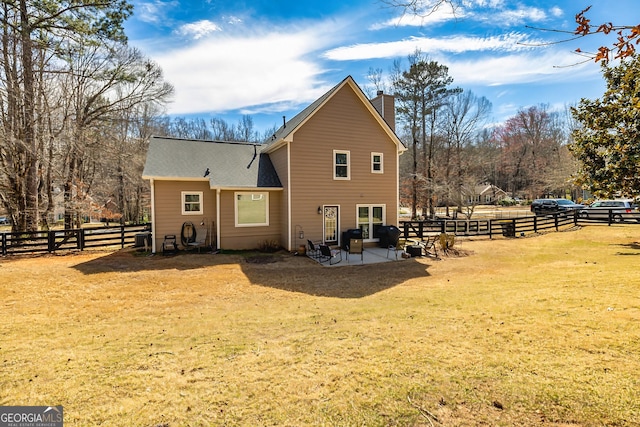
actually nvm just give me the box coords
[267,145,290,249]
[288,83,398,246]
[217,190,282,250]
[152,180,215,252]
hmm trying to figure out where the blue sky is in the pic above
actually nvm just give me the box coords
[123,0,635,133]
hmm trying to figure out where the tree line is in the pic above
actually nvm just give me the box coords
[372,50,579,220]
[2,0,636,232]
[0,2,285,233]
[0,0,172,232]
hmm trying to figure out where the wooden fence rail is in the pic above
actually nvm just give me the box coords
[400,210,640,241]
[0,224,151,256]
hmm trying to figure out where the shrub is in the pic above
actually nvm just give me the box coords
[257,239,281,253]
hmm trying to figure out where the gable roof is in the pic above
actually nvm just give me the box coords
[474,184,508,196]
[142,137,282,189]
[263,75,406,153]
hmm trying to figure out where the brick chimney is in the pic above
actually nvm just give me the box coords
[370,90,395,132]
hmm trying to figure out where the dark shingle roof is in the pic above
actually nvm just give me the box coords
[142,137,282,189]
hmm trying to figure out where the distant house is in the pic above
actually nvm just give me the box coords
[142,76,406,253]
[49,187,102,224]
[466,184,509,205]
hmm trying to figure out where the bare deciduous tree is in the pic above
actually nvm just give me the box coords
[442,91,492,215]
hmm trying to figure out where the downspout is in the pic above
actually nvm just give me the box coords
[396,151,400,226]
[150,178,156,253]
[216,188,221,250]
[287,141,292,251]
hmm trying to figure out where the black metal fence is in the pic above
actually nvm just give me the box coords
[0,224,151,256]
[400,211,640,241]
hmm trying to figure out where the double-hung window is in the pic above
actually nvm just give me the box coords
[182,191,203,215]
[333,150,350,180]
[371,152,383,173]
[235,192,269,227]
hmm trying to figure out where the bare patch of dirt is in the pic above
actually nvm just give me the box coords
[244,254,280,264]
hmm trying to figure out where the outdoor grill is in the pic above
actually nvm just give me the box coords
[376,225,401,248]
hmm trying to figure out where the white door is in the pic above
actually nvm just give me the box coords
[323,206,339,245]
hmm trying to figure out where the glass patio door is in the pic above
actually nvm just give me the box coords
[323,206,339,245]
[357,205,385,240]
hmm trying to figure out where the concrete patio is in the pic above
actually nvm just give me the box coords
[307,245,436,267]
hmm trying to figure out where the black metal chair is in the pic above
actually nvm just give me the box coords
[307,240,321,259]
[319,244,342,265]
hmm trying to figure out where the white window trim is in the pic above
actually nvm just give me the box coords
[234,191,269,227]
[371,152,384,174]
[181,191,203,215]
[333,150,350,180]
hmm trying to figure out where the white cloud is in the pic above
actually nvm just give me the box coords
[128,0,603,125]
[177,20,221,39]
[324,33,540,61]
[153,26,337,114]
[373,2,561,30]
[444,51,597,87]
[465,0,504,7]
[225,16,243,25]
[492,6,547,25]
[371,6,461,30]
[135,0,179,24]
[550,6,563,18]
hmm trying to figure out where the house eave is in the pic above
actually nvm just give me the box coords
[142,175,210,182]
[209,186,284,191]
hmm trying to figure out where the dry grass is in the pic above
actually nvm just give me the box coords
[1,225,639,426]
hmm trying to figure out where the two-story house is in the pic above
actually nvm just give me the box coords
[142,76,406,253]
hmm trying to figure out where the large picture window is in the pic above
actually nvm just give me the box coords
[333,150,350,180]
[181,191,203,215]
[357,205,385,240]
[235,192,269,227]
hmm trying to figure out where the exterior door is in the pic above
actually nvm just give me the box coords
[323,206,339,245]
[357,205,385,241]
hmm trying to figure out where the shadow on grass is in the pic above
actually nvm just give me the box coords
[71,248,248,274]
[239,257,432,298]
[615,241,640,255]
[71,248,433,298]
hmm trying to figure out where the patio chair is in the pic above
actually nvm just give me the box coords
[189,225,210,253]
[307,239,321,259]
[422,235,439,258]
[181,222,210,253]
[405,235,438,258]
[347,238,364,263]
[386,236,402,260]
[319,244,342,265]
